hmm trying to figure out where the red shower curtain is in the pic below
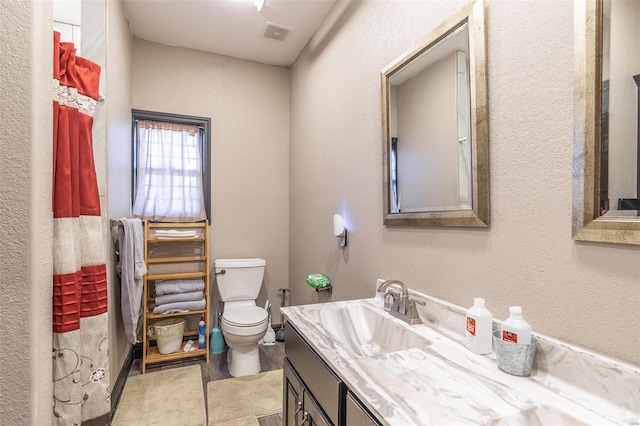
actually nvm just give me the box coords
[52,32,110,426]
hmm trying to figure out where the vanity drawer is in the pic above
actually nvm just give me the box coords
[285,323,342,425]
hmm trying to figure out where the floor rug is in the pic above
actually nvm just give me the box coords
[112,365,206,426]
[216,415,259,426]
[207,369,283,425]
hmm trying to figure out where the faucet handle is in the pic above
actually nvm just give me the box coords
[383,290,399,312]
[383,292,394,312]
[405,297,424,325]
[409,297,426,306]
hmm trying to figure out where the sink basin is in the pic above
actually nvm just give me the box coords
[306,302,431,357]
[493,405,589,425]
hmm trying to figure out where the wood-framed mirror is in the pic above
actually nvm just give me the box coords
[381,0,489,227]
[573,0,640,245]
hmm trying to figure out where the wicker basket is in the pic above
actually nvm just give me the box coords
[148,317,186,354]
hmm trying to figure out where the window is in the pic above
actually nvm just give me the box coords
[132,110,211,222]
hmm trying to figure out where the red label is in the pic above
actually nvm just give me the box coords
[502,330,518,343]
[466,317,476,336]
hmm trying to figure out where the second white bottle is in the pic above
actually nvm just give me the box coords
[465,298,493,354]
[501,306,532,344]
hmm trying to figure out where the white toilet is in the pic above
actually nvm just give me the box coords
[215,258,269,378]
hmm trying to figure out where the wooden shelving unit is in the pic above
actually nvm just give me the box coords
[142,222,210,373]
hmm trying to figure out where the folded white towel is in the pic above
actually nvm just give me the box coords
[157,235,197,240]
[156,229,196,234]
[155,290,204,305]
[155,279,205,296]
[155,229,197,238]
[153,299,206,314]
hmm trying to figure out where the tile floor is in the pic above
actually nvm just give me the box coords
[124,342,285,425]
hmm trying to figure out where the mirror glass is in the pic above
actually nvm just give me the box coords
[388,24,471,213]
[382,0,489,227]
[572,0,640,245]
[600,0,640,216]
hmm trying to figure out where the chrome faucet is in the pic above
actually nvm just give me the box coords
[377,280,409,314]
[377,280,425,325]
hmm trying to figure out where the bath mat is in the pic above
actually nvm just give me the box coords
[217,415,259,426]
[207,369,283,425]
[112,365,206,426]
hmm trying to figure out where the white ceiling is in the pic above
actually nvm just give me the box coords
[122,0,337,68]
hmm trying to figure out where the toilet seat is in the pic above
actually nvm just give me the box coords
[221,306,268,336]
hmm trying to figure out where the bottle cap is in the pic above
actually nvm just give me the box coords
[474,298,485,307]
[509,306,523,319]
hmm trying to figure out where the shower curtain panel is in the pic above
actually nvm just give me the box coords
[52,32,110,426]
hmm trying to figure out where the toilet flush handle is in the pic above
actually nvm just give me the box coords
[214,269,226,275]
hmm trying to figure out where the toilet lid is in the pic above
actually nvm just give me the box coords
[223,306,268,327]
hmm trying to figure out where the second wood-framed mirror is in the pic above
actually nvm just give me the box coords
[381,0,489,227]
[573,0,640,245]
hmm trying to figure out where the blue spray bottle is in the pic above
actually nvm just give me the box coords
[198,316,206,349]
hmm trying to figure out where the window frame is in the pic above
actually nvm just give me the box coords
[131,109,211,223]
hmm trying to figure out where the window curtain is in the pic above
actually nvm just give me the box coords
[132,120,207,222]
[52,32,110,426]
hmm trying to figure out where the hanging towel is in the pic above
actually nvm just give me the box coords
[118,218,147,344]
[155,278,205,296]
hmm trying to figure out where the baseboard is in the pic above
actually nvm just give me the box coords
[111,344,136,415]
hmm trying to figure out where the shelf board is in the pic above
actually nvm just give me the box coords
[145,342,208,364]
[146,310,206,320]
[147,271,206,281]
[148,256,206,264]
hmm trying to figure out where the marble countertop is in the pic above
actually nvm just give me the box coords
[281,298,639,426]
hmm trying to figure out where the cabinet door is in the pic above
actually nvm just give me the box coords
[285,324,341,424]
[346,391,380,426]
[284,358,333,426]
[284,359,304,426]
[302,388,332,426]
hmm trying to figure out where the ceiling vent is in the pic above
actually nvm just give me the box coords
[263,22,292,42]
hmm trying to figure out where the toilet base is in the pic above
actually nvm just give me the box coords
[227,343,261,378]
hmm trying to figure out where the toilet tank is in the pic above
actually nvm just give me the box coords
[215,258,266,302]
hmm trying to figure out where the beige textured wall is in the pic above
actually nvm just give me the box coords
[0,0,53,424]
[132,40,290,323]
[106,0,133,380]
[290,1,640,366]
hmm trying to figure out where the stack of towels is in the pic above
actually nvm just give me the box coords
[153,278,206,314]
[155,229,198,239]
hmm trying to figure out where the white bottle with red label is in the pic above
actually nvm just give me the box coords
[501,306,531,344]
[465,298,493,354]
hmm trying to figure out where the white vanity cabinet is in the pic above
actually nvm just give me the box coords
[284,323,381,426]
